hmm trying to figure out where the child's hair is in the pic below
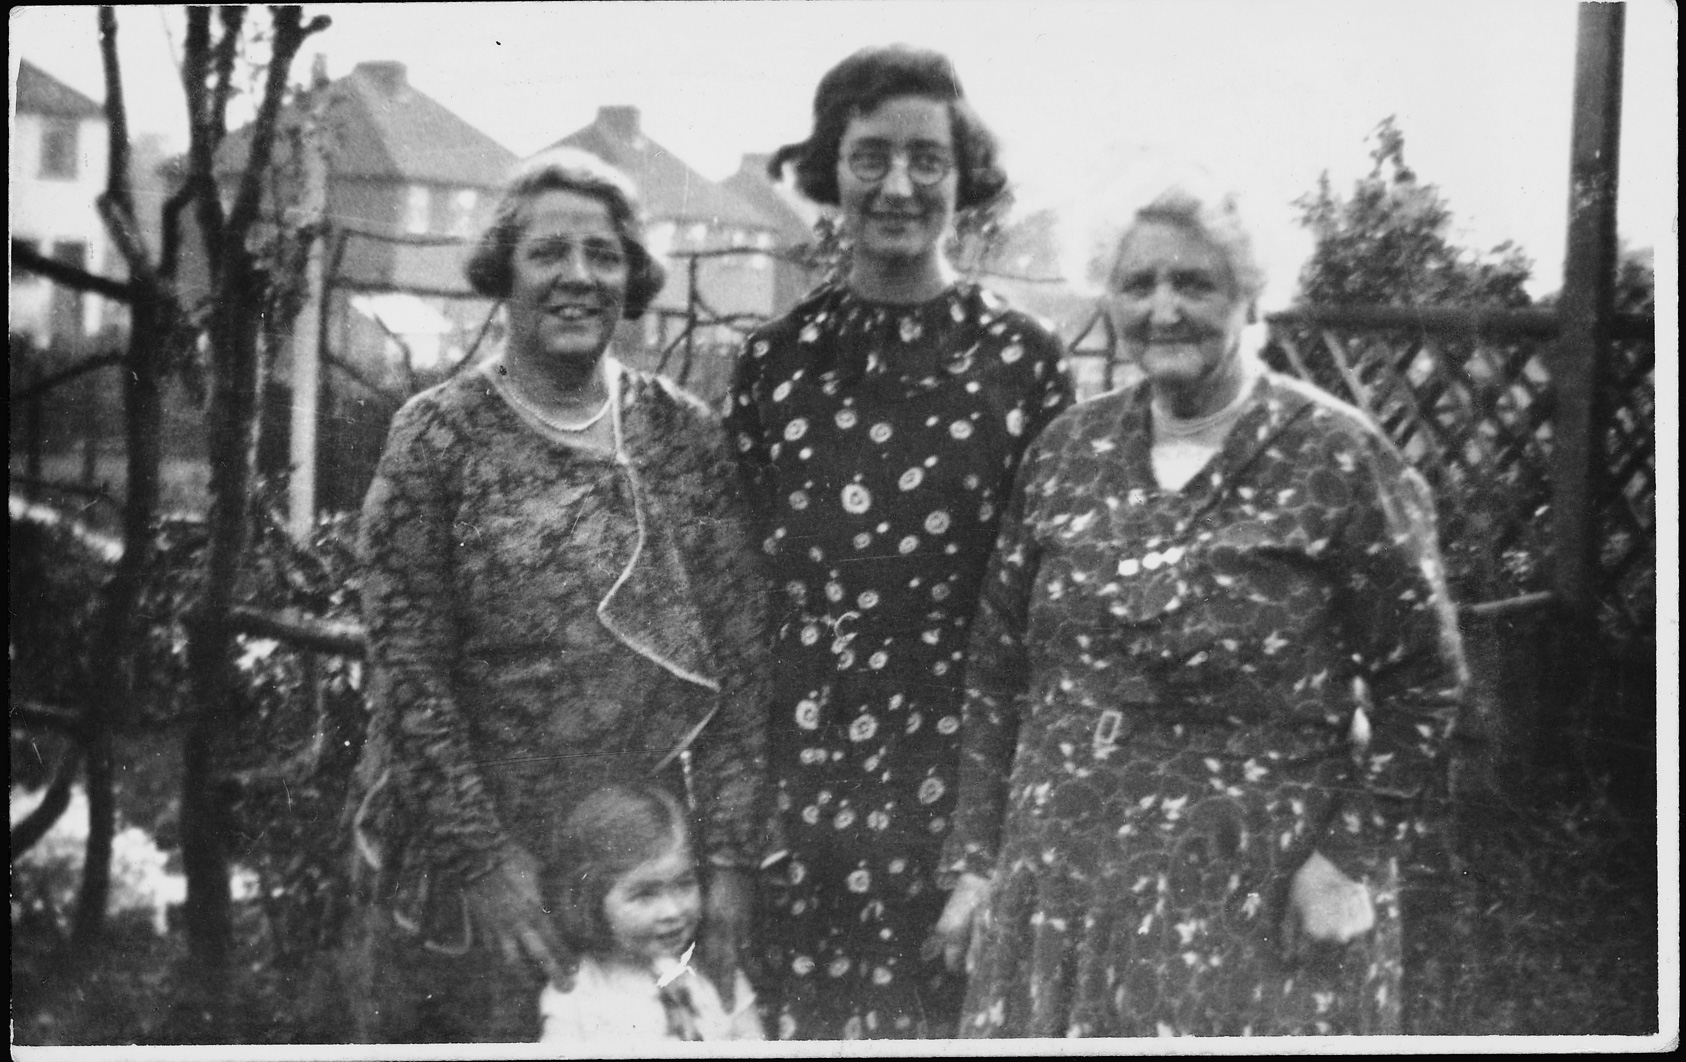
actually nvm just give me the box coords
[548,782,694,954]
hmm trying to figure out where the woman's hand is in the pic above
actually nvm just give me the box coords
[927,872,993,974]
[1281,850,1375,960]
[463,845,573,988]
[697,865,752,1006]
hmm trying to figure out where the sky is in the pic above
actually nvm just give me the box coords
[8,0,1679,303]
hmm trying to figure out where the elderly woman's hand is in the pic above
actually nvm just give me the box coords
[1281,850,1375,960]
[463,844,574,988]
[927,871,994,974]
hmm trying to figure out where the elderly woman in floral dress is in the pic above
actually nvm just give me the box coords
[934,173,1469,1037]
[344,147,767,1043]
[727,45,1073,1040]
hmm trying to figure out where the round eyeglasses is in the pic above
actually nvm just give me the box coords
[845,148,954,187]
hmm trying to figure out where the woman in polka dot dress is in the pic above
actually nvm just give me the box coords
[726,45,1072,1040]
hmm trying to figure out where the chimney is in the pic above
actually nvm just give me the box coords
[355,61,407,96]
[598,106,641,142]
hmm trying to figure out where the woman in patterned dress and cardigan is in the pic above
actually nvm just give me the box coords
[344,148,768,1042]
[726,45,1073,1040]
[933,175,1470,1036]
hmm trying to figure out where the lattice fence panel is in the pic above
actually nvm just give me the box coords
[1263,318,1653,636]
[1596,330,1656,639]
[1264,322,1558,607]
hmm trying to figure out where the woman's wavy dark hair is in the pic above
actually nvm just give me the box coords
[464,146,666,318]
[768,44,1008,211]
[545,782,693,955]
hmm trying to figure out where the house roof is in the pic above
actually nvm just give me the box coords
[15,60,103,120]
[720,153,815,246]
[548,107,768,231]
[220,61,517,189]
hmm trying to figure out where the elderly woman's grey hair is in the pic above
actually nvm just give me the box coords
[464,145,667,317]
[1069,165,1278,307]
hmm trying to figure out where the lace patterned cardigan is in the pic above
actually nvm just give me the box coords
[349,356,770,933]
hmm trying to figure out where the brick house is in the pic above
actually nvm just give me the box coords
[720,152,823,316]
[547,107,790,354]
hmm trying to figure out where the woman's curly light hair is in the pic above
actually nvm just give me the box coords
[1064,161,1279,307]
[464,146,667,317]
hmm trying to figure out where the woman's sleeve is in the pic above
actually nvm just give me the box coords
[723,332,775,525]
[360,399,510,882]
[1316,434,1469,878]
[676,408,771,868]
[941,429,1059,881]
[1023,316,1077,439]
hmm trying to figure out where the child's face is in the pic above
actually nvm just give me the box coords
[603,837,702,966]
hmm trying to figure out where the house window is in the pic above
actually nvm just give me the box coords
[448,189,479,237]
[687,222,708,246]
[39,118,80,180]
[404,185,431,234]
[50,241,88,343]
[12,238,43,284]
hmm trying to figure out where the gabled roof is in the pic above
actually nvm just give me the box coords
[15,60,103,120]
[220,61,516,189]
[549,107,768,231]
[721,153,815,247]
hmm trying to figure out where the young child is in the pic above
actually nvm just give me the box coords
[538,783,765,1043]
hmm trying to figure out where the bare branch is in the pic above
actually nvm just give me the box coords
[11,352,127,403]
[10,242,134,303]
[159,181,196,280]
[183,7,226,267]
[323,347,405,402]
[207,6,246,150]
[10,699,91,742]
[223,6,319,247]
[11,746,85,859]
[97,193,156,284]
[97,8,134,220]
[229,605,366,657]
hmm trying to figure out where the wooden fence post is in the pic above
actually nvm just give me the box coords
[1545,2,1624,755]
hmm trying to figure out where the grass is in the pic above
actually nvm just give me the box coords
[9,754,1662,1045]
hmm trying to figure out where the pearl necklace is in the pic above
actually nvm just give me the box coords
[503,376,612,433]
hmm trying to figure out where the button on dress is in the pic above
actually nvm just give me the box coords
[727,281,1073,1039]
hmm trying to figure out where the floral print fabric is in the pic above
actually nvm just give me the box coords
[348,357,768,1041]
[944,372,1469,1037]
[727,282,1073,1039]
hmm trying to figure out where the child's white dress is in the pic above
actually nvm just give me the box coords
[539,956,764,1042]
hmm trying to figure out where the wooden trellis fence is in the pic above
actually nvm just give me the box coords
[1261,305,1656,639]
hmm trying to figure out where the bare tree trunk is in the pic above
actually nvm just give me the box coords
[71,7,166,949]
[172,7,328,997]
[181,259,264,976]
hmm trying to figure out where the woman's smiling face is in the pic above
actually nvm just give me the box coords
[1104,219,1253,409]
[505,188,629,371]
[835,95,958,266]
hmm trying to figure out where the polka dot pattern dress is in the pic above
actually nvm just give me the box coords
[942,373,1469,1037]
[727,281,1073,1039]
